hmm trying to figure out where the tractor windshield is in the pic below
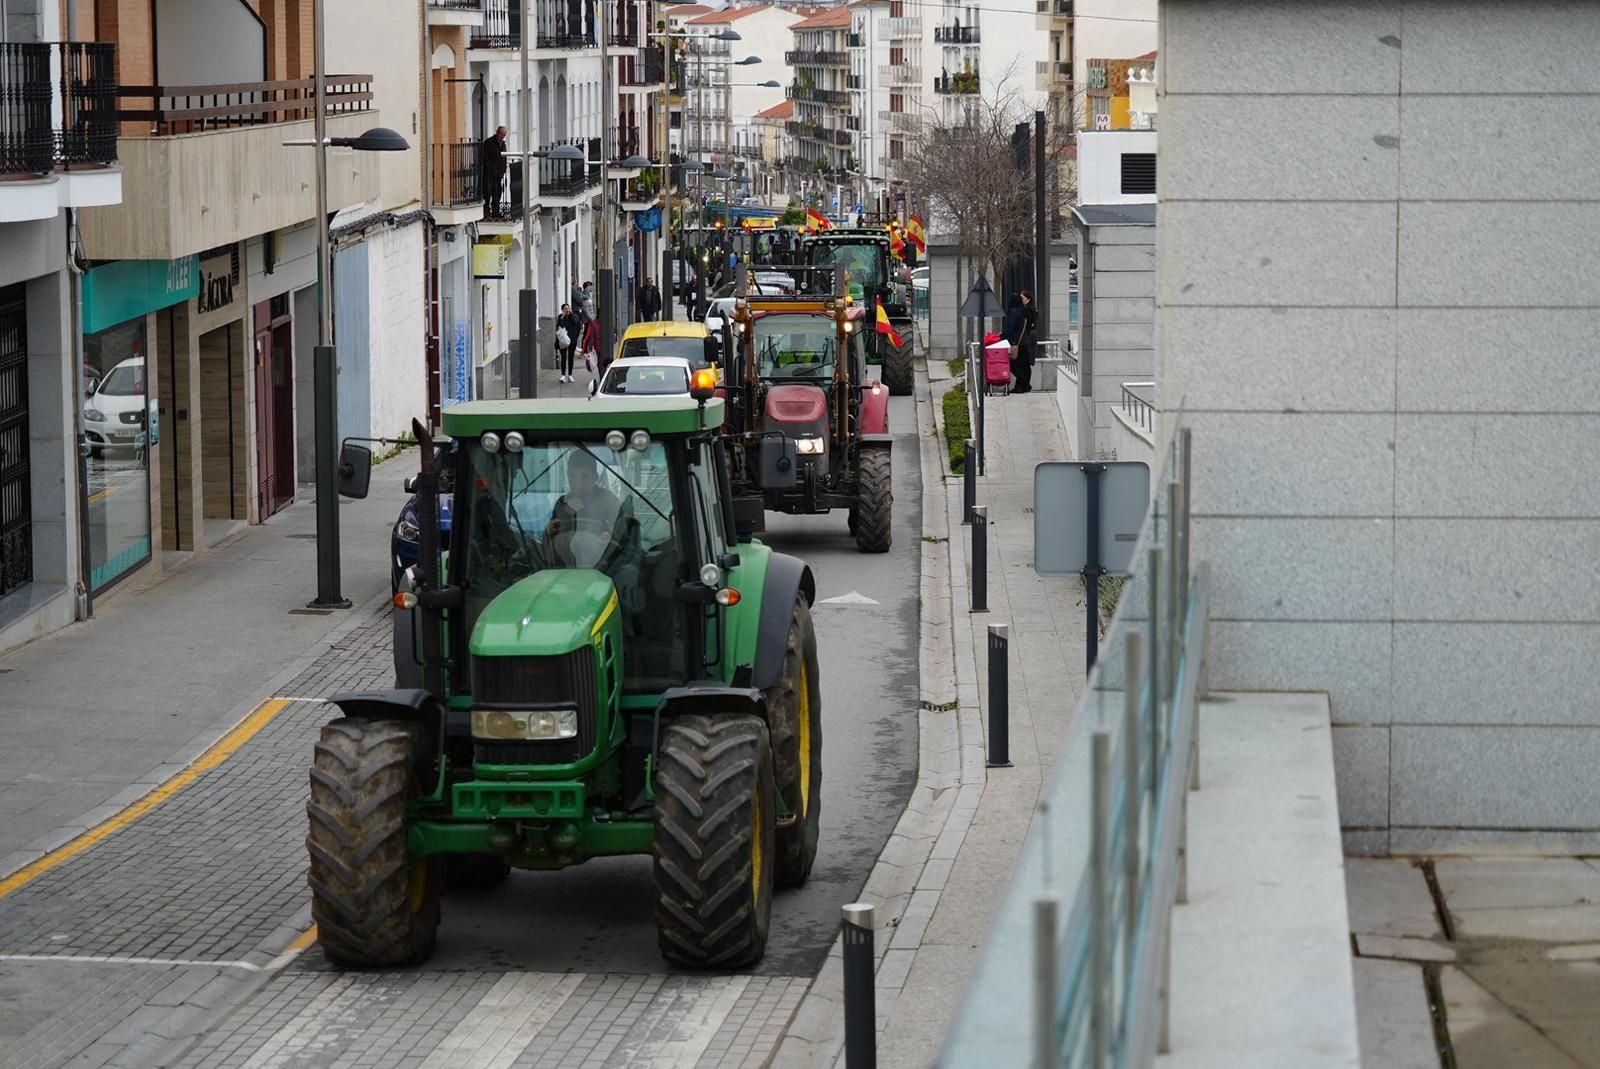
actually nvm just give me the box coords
[458,438,684,688]
[807,242,882,301]
[753,314,838,381]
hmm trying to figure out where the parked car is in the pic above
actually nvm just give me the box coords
[391,445,455,594]
[591,356,694,400]
[82,357,146,457]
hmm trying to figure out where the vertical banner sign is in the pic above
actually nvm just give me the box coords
[445,321,472,407]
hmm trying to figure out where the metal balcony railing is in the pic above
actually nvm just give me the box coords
[432,141,482,207]
[429,0,483,7]
[1037,59,1071,80]
[1034,0,1073,13]
[879,63,920,83]
[620,52,665,86]
[786,49,848,67]
[2,41,119,174]
[848,32,863,47]
[469,31,521,48]
[933,23,980,43]
[786,85,851,106]
[877,16,922,37]
[933,70,981,94]
[115,74,372,135]
[538,139,600,196]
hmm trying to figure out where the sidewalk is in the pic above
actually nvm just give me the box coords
[0,448,420,868]
[772,356,1088,1067]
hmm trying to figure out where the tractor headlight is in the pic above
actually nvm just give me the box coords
[480,432,502,454]
[471,707,579,741]
[630,429,651,451]
[503,431,526,453]
[795,436,826,455]
[606,429,627,451]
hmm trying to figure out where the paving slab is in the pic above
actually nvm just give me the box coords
[1451,905,1600,944]
[1440,966,1587,1069]
[1435,857,1600,912]
[1346,858,1444,940]
[1355,933,1457,963]
[1352,959,1441,1069]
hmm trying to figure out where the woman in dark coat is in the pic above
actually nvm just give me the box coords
[1000,293,1026,391]
[1013,289,1038,394]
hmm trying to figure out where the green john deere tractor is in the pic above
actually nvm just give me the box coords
[797,230,916,396]
[309,391,820,969]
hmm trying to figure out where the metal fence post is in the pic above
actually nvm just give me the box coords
[1123,632,1143,971]
[976,370,987,476]
[1089,731,1111,1069]
[1146,545,1163,775]
[842,903,876,1069]
[963,438,976,524]
[1033,895,1060,1069]
[971,505,988,613]
[988,624,1011,767]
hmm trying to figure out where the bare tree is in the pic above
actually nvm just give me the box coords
[900,73,1034,283]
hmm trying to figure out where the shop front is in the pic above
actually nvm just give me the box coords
[80,256,198,593]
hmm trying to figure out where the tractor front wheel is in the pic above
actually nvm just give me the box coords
[307,718,441,967]
[768,595,822,886]
[882,334,914,396]
[854,447,893,553]
[653,714,776,969]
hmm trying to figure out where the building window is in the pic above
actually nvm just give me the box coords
[1120,152,1156,195]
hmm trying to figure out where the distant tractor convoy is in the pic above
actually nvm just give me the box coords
[307,259,908,971]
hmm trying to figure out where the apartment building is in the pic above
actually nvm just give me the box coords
[785,6,853,193]
[687,4,801,180]
[0,0,122,651]
[848,0,892,200]
[0,0,423,653]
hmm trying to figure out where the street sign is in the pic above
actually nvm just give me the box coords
[958,274,1005,319]
[1034,461,1151,576]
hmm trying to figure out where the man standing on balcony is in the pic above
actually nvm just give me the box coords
[482,125,508,217]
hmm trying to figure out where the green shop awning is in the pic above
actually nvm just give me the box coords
[83,256,200,335]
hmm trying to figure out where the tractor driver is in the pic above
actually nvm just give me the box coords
[545,450,644,609]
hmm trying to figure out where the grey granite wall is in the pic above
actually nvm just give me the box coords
[1157,0,1600,853]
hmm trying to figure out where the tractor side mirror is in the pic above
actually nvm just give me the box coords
[760,436,798,490]
[705,335,719,367]
[337,442,373,499]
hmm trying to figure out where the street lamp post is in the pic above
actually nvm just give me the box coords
[302,5,409,610]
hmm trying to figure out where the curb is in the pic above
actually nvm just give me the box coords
[770,361,988,1069]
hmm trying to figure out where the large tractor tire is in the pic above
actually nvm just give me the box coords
[653,714,777,969]
[853,447,893,553]
[881,333,914,396]
[307,719,441,967]
[767,595,822,886]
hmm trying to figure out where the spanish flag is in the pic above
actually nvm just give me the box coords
[875,297,904,348]
[907,214,927,254]
[806,208,832,232]
[888,227,906,260]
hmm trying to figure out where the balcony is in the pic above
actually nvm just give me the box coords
[620,52,665,88]
[877,109,922,134]
[830,128,854,147]
[427,0,486,26]
[535,139,601,205]
[1035,0,1073,13]
[616,175,659,210]
[468,30,521,50]
[786,85,851,106]
[785,49,848,67]
[78,74,378,259]
[878,16,922,38]
[1036,60,1072,90]
[848,32,863,47]
[431,140,483,224]
[933,70,981,94]
[847,73,862,89]
[0,42,120,223]
[879,63,921,84]
[933,24,980,43]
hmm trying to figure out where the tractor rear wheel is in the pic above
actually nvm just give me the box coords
[768,595,822,886]
[307,719,441,967]
[882,334,914,396]
[653,714,776,969]
[854,448,893,553]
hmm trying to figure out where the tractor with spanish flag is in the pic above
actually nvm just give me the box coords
[794,218,920,397]
[718,263,894,554]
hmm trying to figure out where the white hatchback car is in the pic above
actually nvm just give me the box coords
[83,356,148,456]
[591,356,695,400]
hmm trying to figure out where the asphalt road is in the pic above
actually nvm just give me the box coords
[419,387,923,977]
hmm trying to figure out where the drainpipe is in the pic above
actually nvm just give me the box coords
[65,0,93,619]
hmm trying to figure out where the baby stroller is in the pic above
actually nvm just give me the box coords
[983,336,1013,396]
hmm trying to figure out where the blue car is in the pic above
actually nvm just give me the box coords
[391,449,454,593]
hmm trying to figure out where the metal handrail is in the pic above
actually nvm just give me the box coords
[1120,382,1155,432]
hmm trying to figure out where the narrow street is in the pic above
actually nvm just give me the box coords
[0,381,921,1069]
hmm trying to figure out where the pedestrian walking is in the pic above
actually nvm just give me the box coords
[1013,289,1037,394]
[556,303,583,383]
[638,277,662,321]
[581,280,597,322]
[482,126,508,217]
[580,314,602,380]
[570,275,588,323]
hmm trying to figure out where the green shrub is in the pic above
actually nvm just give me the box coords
[942,387,971,473]
[948,357,966,378]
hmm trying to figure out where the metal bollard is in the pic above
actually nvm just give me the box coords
[842,903,876,1069]
[963,439,977,524]
[987,623,1011,767]
[970,505,988,613]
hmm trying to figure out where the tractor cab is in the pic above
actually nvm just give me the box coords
[721,266,893,552]
[315,396,823,972]
[797,230,916,395]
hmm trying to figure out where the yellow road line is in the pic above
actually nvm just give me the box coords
[87,486,112,504]
[0,698,293,900]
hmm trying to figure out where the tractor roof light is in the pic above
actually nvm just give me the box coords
[605,429,628,451]
[629,429,651,452]
[504,430,526,453]
[700,562,721,587]
[690,368,718,399]
[480,432,502,454]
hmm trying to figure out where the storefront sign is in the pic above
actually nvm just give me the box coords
[83,257,200,334]
[471,242,509,280]
[197,257,236,314]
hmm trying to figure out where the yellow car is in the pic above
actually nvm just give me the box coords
[614,321,718,374]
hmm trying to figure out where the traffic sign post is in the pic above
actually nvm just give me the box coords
[1033,461,1151,671]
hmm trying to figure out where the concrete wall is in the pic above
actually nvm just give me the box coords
[329,0,422,213]
[1078,130,1159,204]
[367,219,428,438]
[1076,218,1153,460]
[155,0,264,86]
[1158,0,1600,853]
